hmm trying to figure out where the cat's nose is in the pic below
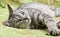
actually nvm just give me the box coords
[23,17,29,20]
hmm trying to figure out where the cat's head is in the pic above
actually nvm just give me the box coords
[3,4,30,28]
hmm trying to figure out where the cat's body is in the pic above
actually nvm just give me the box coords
[3,2,60,35]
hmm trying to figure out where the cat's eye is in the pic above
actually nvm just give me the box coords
[11,15,15,18]
[21,11,25,15]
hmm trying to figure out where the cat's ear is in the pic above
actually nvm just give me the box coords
[7,4,15,20]
[7,4,14,14]
[2,21,9,26]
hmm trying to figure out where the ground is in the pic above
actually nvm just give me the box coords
[0,5,60,37]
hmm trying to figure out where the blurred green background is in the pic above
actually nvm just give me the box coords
[0,0,60,37]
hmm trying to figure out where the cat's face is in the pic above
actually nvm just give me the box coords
[3,4,29,28]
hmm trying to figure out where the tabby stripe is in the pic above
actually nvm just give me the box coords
[33,9,41,25]
[43,15,54,24]
[43,14,49,23]
[37,12,41,24]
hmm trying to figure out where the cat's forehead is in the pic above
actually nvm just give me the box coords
[13,9,28,15]
[13,9,22,13]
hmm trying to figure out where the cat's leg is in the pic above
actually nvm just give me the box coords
[49,6,60,17]
[49,6,60,29]
[38,13,60,35]
[55,8,60,17]
[53,8,60,28]
[54,8,60,28]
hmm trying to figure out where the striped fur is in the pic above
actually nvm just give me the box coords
[49,6,60,17]
[3,2,60,35]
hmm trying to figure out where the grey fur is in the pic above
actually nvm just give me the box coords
[3,2,60,35]
[49,6,60,17]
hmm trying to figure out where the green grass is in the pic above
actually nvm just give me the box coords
[0,4,60,37]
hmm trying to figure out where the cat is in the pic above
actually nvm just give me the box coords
[3,2,60,35]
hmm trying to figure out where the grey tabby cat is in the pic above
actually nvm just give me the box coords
[3,2,60,35]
